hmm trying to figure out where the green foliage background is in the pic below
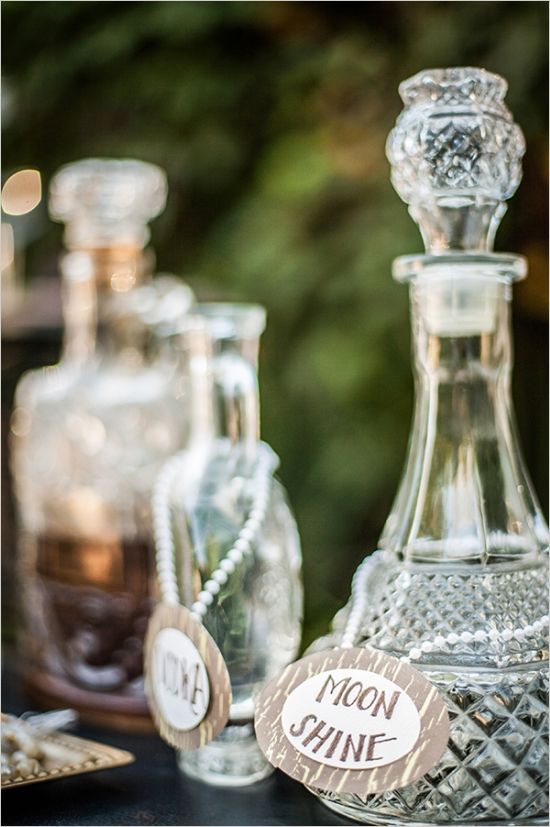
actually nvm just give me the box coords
[2,1,548,646]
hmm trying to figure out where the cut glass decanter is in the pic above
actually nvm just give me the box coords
[310,68,549,825]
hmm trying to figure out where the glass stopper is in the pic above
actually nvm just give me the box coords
[386,67,525,252]
[49,158,168,249]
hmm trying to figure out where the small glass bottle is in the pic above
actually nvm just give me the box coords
[311,68,549,824]
[154,304,303,785]
[11,159,194,730]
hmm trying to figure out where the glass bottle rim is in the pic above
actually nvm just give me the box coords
[192,303,267,340]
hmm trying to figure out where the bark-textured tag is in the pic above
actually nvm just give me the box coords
[254,647,449,795]
[144,603,231,750]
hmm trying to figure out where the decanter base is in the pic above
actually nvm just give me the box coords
[315,791,548,826]
[22,668,154,733]
[177,723,274,787]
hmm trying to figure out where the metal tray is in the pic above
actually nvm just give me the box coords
[2,729,134,789]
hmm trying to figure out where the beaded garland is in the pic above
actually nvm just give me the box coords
[341,551,549,660]
[152,447,274,622]
[154,452,548,655]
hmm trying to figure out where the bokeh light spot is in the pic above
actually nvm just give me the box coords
[2,169,42,215]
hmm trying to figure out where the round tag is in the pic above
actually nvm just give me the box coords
[254,646,449,795]
[144,603,231,750]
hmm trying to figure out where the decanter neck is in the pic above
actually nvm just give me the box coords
[185,305,265,452]
[60,252,97,363]
[60,248,160,364]
[380,266,548,565]
[210,328,261,451]
[185,325,216,447]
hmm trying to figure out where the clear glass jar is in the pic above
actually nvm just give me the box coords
[10,159,194,730]
[155,305,303,785]
[310,68,549,824]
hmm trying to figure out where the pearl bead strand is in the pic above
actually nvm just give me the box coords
[403,615,549,663]
[342,550,549,662]
[153,448,273,623]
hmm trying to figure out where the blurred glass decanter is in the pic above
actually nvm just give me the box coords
[310,68,549,824]
[11,159,194,730]
[153,304,303,785]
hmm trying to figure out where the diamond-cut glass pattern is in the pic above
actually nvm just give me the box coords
[386,68,525,206]
[399,67,508,108]
[360,564,548,665]
[315,670,548,824]
[314,558,549,823]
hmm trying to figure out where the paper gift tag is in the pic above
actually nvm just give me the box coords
[144,603,231,750]
[255,646,449,795]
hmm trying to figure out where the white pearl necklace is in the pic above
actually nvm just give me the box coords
[153,446,273,622]
[342,551,549,662]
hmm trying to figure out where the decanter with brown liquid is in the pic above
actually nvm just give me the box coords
[11,159,194,730]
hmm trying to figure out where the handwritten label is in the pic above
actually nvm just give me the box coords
[255,647,449,795]
[144,603,231,750]
[151,628,210,731]
[281,668,420,770]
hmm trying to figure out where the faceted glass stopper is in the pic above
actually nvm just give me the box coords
[386,67,525,252]
[49,158,168,249]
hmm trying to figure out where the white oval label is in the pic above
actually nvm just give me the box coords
[151,627,210,731]
[281,668,420,770]
[255,647,450,795]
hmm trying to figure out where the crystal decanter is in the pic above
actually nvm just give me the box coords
[153,304,303,785]
[11,159,194,730]
[310,68,549,824]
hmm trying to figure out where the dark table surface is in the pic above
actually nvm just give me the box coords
[1,663,351,827]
